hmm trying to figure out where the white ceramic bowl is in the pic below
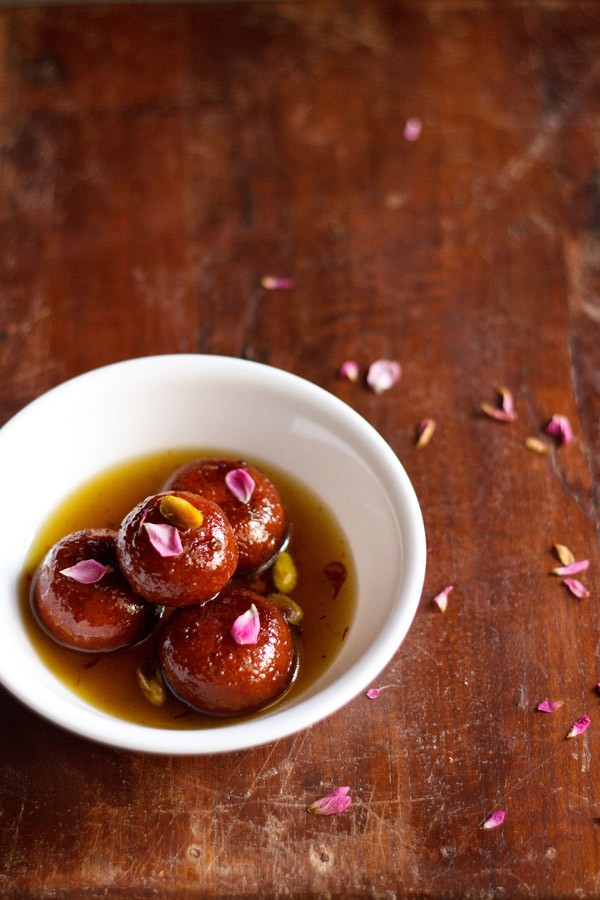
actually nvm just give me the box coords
[0,355,426,754]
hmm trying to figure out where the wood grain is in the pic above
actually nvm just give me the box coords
[1,2,600,896]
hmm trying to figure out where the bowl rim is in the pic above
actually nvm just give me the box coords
[0,354,426,754]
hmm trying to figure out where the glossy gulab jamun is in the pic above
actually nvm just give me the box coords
[32,529,160,652]
[158,587,297,716]
[163,459,287,574]
[116,491,238,606]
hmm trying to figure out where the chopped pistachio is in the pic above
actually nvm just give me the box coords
[273,551,298,594]
[159,495,204,530]
[267,592,304,625]
[136,661,167,707]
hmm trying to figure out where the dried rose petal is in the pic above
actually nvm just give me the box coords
[554,544,575,566]
[260,276,294,290]
[545,414,574,445]
[566,714,590,739]
[366,359,401,394]
[562,577,590,599]
[497,385,515,416]
[433,585,453,613]
[536,699,564,713]
[231,603,260,645]
[339,360,359,382]
[416,418,436,448]
[323,561,347,598]
[403,117,422,141]
[143,522,183,557]
[480,385,517,422]
[481,404,516,423]
[552,560,589,576]
[481,809,506,830]
[596,683,600,694]
[225,468,255,503]
[59,559,110,584]
[525,436,551,454]
[307,786,352,816]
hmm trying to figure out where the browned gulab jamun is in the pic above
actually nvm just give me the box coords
[158,587,297,716]
[116,491,238,607]
[163,459,287,574]
[32,529,160,652]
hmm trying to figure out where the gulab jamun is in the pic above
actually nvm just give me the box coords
[32,529,160,652]
[163,458,287,574]
[116,491,238,606]
[158,587,297,716]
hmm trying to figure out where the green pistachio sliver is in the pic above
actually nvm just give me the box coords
[136,661,167,707]
[159,494,203,530]
[272,551,298,594]
[267,592,304,625]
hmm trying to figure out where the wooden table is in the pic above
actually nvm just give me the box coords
[1,2,600,896]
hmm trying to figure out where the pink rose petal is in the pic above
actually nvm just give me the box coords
[231,603,260,645]
[260,276,294,290]
[566,714,590,739]
[367,684,394,699]
[366,359,401,394]
[59,559,110,584]
[403,117,422,141]
[562,577,590,599]
[545,414,574,445]
[481,809,506,830]
[536,699,564,713]
[143,522,183,557]
[433,585,453,613]
[307,786,352,816]
[339,360,359,382]
[225,468,255,503]
[552,560,589,576]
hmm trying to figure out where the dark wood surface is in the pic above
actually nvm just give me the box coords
[1,2,600,897]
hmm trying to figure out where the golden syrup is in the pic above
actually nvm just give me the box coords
[21,450,356,729]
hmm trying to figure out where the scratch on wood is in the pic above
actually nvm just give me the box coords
[498,56,600,189]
